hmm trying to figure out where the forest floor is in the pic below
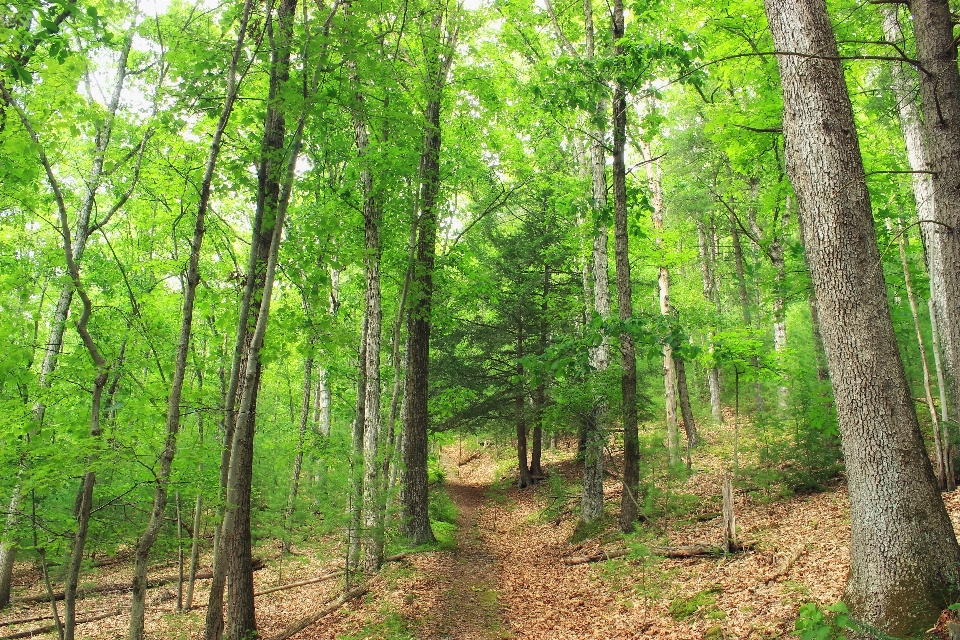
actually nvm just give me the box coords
[4,420,960,639]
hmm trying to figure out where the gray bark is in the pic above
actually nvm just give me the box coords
[697,221,723,422]
[764,0,960,632]
[580,0,609,527]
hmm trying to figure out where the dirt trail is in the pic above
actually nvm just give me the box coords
[420,479,504,639]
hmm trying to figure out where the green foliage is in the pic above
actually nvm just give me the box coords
[794,602,855,640]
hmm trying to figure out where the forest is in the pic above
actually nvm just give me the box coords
[2,0,960,636]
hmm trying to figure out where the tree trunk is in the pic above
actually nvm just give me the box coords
[356,111,385,574]
[906,0,960,438]
[611,2,639,532]
[516,321,532,489]
[127,0,252,630]
[897,221,947,489]
[348,316,367,574]
[530,264,550,479]
[316,268,340,437]
[641,139,678,466]
[184,494,202,610]
[402,9,456,545]
[0,486,20,609]
[675,357,699,453]
[282,350,313,555]
[764,0,960,632]
[697,220,723,422]
[578,0,610,528]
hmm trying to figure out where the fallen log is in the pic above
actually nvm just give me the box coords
[0,607,122,640]
[265,583,371,640]
[12,558,264,604]
[764,544,806,583]
[564,543,753,565]
[254,571,343,598]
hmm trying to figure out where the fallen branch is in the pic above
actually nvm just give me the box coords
[0,613,53,628]
[764,544,806,583]
[0,607,122,640]
[254,571,343,597]
[457,451,481,466]
[265,583,371,640]
[564,543,753,565]
[12,558,264,604]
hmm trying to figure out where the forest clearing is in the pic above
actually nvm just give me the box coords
[3,0,960,635]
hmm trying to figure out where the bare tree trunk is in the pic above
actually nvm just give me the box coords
[697,221,723,422]
[283,350,313,554]
[929,298,953,483]
[764,0,960,632]
[896,222,947,488]
[530,264,550,479]
[184,494,202,609]
[0,486,20,609]
[881,4,954,491]
[675,358,699,455]
[127,0,253,631]
[349,316,367,573]
[316,268,340,437]
[578,0,610,528]
[516,321,532,489]
[356,112,385,574]
[611,3,638,532]
[640,138,678,465]
[402,6,457,546]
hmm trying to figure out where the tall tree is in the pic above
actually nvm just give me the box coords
[402,1,458,545]
[764,0,960,633]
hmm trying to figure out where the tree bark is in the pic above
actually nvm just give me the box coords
[897,221,947,489]
[0,487,20,609]
[402,7,456,545]
[516,320,532,489]
[697,220,723,422]
[578,0,610,528]
[641,138,678,466]
[612,1,639,532]
[184,494,202,609]
[764,0,960,632]
[282,350,313,555]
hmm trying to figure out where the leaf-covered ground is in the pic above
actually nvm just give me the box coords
[4,426,960,639]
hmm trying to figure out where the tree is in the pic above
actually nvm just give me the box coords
[764,0,960,633]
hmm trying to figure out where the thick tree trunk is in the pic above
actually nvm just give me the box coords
[611,3,639,532]
[764,0,960,632]
[402,10,455,545]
